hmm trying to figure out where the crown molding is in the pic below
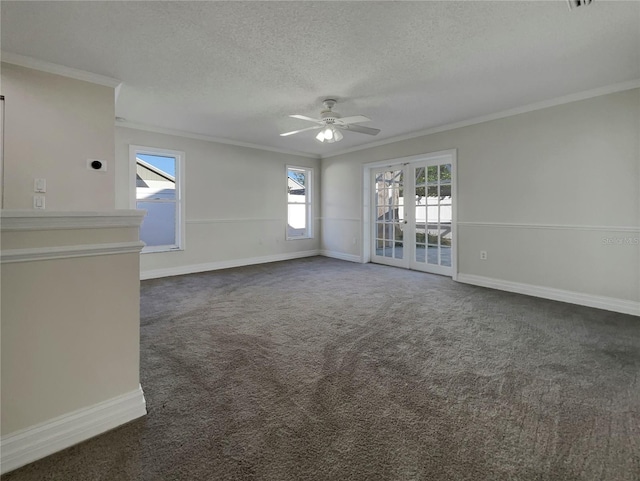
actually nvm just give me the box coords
[1,51,121,88]
[322,79,640,159]
[117,121,320,160]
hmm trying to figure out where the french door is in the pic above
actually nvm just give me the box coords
[371,155,455,276]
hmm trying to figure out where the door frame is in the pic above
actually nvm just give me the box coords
[362,149,458,280]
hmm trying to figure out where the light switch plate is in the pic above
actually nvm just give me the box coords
[33,195,46,210]
[34,178,46,193]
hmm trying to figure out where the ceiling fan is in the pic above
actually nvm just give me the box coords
[280,99,380,143]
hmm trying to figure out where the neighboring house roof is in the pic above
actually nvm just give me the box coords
[136,158,176,200]
[288,176,305,196]
[136,158,175,185]
[287,176,303,190]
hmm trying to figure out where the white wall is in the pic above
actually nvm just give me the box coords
[1,63,116,210]
[115,127,321,277]
[322,89,640,310]
[1,220,143,435]
[0,64,145,472]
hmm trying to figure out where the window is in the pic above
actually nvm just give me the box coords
[287,165,313,240]
[130,145,185,253]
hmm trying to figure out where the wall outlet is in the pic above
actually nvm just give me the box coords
[480,250,488,260]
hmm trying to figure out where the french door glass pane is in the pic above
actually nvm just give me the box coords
[441,246,452,266]
[374,162,453,272]
[427,206,439,222]
[383,224,395,242]
[413,162,454,269]
[393,224,404,242]
[439,228,452,246]
[427,166,438,184]
[440,164,452,181]
[393,224,403,259]
[440,206,452,223]
[374,168,408,263]
[384,241,393,258]
[427,245,439,264]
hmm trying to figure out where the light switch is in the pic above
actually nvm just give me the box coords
[34,178,46,193]
[33,195,46,210]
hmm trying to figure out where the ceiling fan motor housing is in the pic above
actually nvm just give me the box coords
[321,99,339,123]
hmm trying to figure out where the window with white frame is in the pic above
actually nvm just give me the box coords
[130,145,185,253]
[287,166,313,240]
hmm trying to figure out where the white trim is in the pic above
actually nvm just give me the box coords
[0,385,146,475]
[456,274,640,317]
[140,249,320,280]
[320,250,363,263]
[458,221,639,232]
[363,150,456,169]
[319,217,362,222]
[118,121,320,160]
[130,145,185,253]
[0,210,145,231]
[323,80,640,159]
[187,218,283,225]
[286,165,314,241]
[363,149,458,278]
[1,241,145,264]
[1,51,121,88]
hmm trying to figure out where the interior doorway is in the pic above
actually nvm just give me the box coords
[363,150,456,278]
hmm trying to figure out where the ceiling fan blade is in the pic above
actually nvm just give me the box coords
[338,124,381,136]
[335,115,371,125]
[280,126,322,137]
[289,114,324,124]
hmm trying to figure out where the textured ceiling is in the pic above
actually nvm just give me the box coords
[2,1,639,157]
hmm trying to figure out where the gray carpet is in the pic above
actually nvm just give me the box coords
[3,257,639,481]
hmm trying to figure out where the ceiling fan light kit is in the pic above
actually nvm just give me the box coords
[315,125,343,143]
[281,98,380,144]
[567,0,593,9]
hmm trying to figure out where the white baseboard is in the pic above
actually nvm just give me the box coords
[320,250,363,263]
[141,250,320,280]
[456,274,640,317]
[1,385,147,475]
